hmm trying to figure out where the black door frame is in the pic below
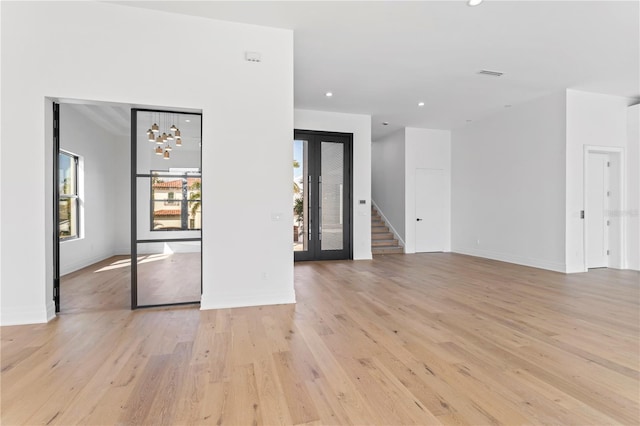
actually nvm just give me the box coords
[131,108,203,309]
[52,102,61,312]
[294,129,353,262]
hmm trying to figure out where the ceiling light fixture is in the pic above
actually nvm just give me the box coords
[468,0,483,6]
[418,102,425,107]
[147,112,182,159]
[382,122,389,126]
[325,92,333,97]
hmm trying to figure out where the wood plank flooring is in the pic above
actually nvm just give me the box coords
[1,253,639,425]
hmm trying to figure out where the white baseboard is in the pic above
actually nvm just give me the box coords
[1,304,51,326]
[371,200,405,249]
[453,247,567,273]
[200,290,296,311]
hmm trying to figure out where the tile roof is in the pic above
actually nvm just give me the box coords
[153,209,181,217]
[153,178,200,189]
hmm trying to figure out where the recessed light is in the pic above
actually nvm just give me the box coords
[185,119,191,123]
[418,102,425,107]
[325,92,333,97]
[468,0,483,6]
[504,104,512,108]
[382,122,389,126]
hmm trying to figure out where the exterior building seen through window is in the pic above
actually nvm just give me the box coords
[59,151,79,240]
[151,173,201,231]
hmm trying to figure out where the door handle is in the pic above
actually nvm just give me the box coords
[416,218,423,221]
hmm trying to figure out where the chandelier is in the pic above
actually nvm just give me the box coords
[146,113,182,160]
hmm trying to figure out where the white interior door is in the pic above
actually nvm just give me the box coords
[415,168,446,252]
[586,152,609,268]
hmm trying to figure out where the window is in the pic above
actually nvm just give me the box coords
[151,173,201,231]
[59,151,79,240]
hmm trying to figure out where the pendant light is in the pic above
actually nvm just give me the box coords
[155,146,163,155]
[163,150,170,160]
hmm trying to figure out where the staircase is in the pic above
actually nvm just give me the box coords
[371,206,403,255]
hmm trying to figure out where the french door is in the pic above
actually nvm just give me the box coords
[293,130,352,261]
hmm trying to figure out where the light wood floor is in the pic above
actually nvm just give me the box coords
[1,253,639,425]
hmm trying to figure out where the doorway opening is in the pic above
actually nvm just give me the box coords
[53,100,132,314]
[584,146,625,270]
[293,130,353,261]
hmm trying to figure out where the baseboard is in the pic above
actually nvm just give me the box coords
[60,250,130,276]
[453,247,567,273]
[371,200,405,248]
[1,304,51,326]
[200,291,296,311]
[46,300,56,322]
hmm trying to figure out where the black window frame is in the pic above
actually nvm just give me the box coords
[59,150,80,242]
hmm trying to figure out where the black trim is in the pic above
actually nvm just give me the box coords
[293,129,353,262]
[131,108,203,309]
[135,301,200,310]
[136,238,202,244]
[53,102,61,313]
[130,109,138,309]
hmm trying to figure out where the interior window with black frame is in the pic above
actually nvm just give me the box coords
[59,151,79,240]
[150,171,201,231]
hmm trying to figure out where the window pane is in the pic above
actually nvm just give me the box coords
[59,198,77,239]
[321,141,344,251]
[136,241,201,306]
[293,139,308,252]
[59,153,75,196]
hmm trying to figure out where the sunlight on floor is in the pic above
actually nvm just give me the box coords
[94,254,171,272]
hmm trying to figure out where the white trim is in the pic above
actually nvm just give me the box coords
[371,199,405,249]
[200,291,296,311]
[0,305,52,326]
[583,145,626,271]
[453,247,567,273]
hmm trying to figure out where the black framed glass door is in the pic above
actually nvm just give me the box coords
[131,108,203,308]
[293,130,352,261]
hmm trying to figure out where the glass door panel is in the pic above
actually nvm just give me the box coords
[320,141,344,251]
[132,109,202,308]
[136,241,201,306]
[293,139,309,253]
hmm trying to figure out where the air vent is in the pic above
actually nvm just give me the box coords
[478,70,504,77]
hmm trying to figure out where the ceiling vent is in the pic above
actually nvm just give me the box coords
[478,70,504,77]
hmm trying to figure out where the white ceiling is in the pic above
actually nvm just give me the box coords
[115,1,639,139]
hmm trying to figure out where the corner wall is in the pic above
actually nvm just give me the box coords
[0,1,294,324]
[451,92,567,272]
[294,109,372,260]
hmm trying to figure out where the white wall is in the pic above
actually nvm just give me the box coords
[294,109,372,260]
[566,90,632,272]
[0,1,294,325]
[404,128,451,254]
[371,129,406,243]
[452,92,567,272]
[626,104,639,270]
[59,104,129,275]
